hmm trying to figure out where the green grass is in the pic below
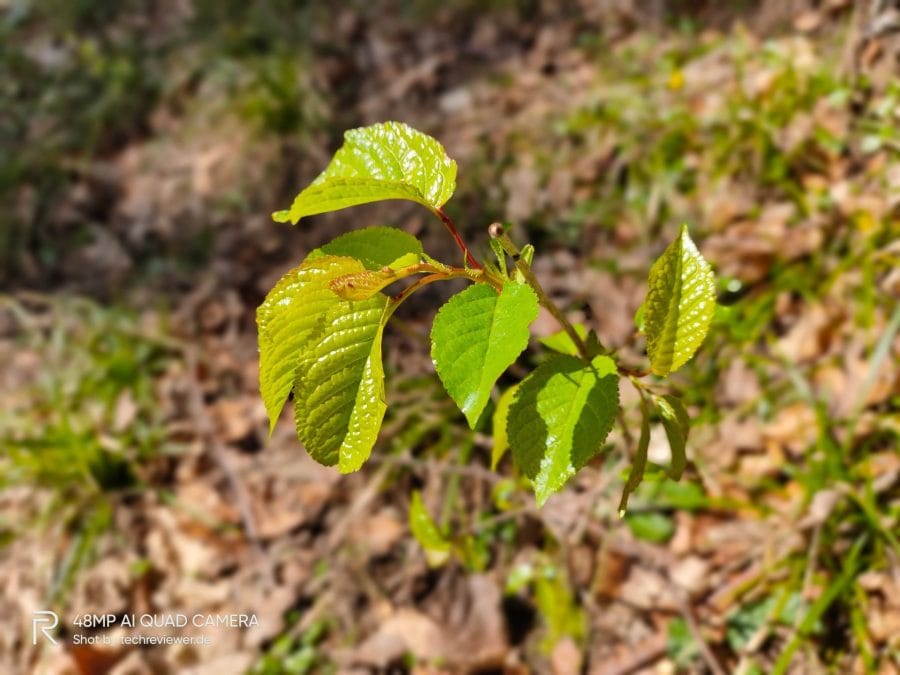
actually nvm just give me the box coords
[1,4,896,670]
[0,295,178,598]
[466,21,899,670]
[0,0,328,284]
[251,615,334,675]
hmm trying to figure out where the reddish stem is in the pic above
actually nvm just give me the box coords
[391,273,447,306]
[436,207,482,269]
[619,364,651,378]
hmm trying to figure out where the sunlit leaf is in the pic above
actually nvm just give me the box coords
[491,383,520,469]
[431,282,538,428]
[308,226,424,270]
[643,225,716,375]
[257,256,365,432]
[535,568,586,651]
[508,355,619,506]
[656,394,689,479]
[539,323,588,356]
[409,490,451,567]
[274,121,457,224]
[618,395,651,515]
[293,291,389,472]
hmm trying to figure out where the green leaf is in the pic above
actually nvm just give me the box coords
[625,511,675,543]
[535,568,586,652]
[491,383,520,469]
[505,562,535,593]
[539,323,588,356]
[293,292,390,472]
[653,480,708,511]
[643,224,716,375]
[308,226,424,270]
[431,282,538,428]
[257,256,367,433]
[457,535,490,572]
[274,122,457,224]
[656,394,689,479]
[771,537,865,675]
[618,395,651,515]
[409,490,451,567]
[508,355,619,506]
[515,244,535,284]
[489,238,509,279]
[385,252,423,270]
[668,617,701,667]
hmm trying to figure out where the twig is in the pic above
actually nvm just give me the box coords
[386,262,502,318]
[590,633,668,675]
[391,273,448,306]
[437,207,482,269]
[672,586,726,675]
[488,223,594,361]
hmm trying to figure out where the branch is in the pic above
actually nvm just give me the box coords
[488,223,592,361]
[386,265,502,319]
[437,207,482,270]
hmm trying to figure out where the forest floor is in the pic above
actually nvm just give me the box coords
[1,1,898,673]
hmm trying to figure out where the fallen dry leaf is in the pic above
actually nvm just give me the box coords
[551,637,583,675]
[350,608,446,667]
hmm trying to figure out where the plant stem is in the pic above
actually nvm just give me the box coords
[389,273,448,309]
[619,363,650,378]
[386,265,501,319]
[436,207,482,270]
[489,224,591,362]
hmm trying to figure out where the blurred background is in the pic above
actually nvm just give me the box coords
[1,0,898,673]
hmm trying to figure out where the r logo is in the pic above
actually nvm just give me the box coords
[32,611,58,645]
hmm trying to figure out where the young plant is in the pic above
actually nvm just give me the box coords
[258,121,716,508]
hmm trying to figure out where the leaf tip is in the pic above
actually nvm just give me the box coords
[338,459,361,474]
[463,410,480,430]
[533,478,558,508]
[650,364,671,377]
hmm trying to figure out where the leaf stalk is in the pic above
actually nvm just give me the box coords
[437,207,483,270]
[386,264,501,319]
[489,223,591,362]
